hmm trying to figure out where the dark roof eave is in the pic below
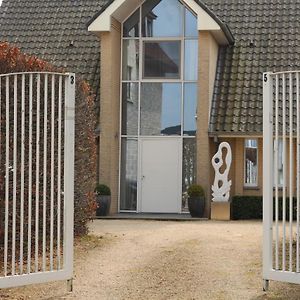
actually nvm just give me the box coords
[208,131,263,137]
[87,0,235,45]
[222,24,235,45]
[194,0,234,45]
[86,0,114,28]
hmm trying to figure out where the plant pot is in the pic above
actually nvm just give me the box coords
[188,196,205,218]
[96,195,111,216]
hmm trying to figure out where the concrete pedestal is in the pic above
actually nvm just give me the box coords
[211,202,231,221]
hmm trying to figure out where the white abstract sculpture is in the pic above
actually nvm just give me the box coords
[212,142,232,202]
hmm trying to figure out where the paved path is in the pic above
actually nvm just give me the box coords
[2,220,300,299]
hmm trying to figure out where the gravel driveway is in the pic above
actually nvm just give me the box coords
[1,220,300,299]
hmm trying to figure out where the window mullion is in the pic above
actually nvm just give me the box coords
[138,6,142,138]
[181,7,185,137]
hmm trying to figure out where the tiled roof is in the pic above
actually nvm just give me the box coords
[0,0,105,102]
[205,0,300,135]
[1,0,299,135]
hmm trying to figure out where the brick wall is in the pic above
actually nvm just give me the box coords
[99,18,121,214]
[197,31,219,217]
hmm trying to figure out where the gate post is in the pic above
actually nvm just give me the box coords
[64,73,75,291]
[263,72,273,291]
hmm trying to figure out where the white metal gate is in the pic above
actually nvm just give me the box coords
[0,72,75,289]
[263,71,300,289]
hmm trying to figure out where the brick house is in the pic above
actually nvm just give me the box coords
[1,0,300,217]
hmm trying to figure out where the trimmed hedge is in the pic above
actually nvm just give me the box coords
[232,196,263,220]
[232,196,297,220]
[0,42,97,238]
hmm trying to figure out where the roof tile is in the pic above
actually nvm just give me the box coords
[0,0,106,103]
[206,0,300,135]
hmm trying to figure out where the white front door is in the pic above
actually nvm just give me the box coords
[140,138,182,213]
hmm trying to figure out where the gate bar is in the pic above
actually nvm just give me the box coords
[289,73,293,272]
[282,73,287,271]
[35,74,41,273]
[4,76,9,276]
[27,74,33,274]
[42,74,48,272]
[50,75,55,271]
[274,74,279,270]
[12,75,18,276]
[20,74,25,275]
[57,75,63,269]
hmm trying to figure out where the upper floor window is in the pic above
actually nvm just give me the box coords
[123,0,198,81]
[244,139,258,187]
[143,41,181,79]
[123,0,198,39]
[123,8,139,37]
[142,0,184,37]
[122,0,198,137]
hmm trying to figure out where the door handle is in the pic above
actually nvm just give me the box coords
[142,175,146,180]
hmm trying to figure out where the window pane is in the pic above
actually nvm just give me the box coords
[184,83,197,136]
[182,138,197,211]
[185,8,198,37]
[142,0,184,37]
[185,40,198,80]
[122,40,139,80]
[120,139,138,211]
[123,8,140,37]
[245,139,258,185]
[143,41,180,79]
[122,83,139,136]
[245,139,258,148]
[141,83,181,136]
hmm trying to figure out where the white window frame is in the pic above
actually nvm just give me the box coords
[244,139,258,187]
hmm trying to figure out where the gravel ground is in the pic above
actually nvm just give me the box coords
[1,220,300,300]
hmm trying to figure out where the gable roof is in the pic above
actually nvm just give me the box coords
[0,0,105,102]
[87,0,234,45]
[206,0,300,135]
[0,0,299,136]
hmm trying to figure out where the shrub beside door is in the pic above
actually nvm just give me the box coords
[187,184,205,218]
[95,184,111,216]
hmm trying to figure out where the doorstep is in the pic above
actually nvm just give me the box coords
[94,213,208,221]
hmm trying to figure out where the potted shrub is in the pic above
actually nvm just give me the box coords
[187,184,205,218]
[95,184,111,216]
